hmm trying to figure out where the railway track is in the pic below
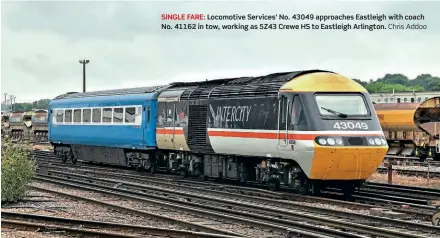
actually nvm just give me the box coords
[34,162,440,238]
[384,155,440,165]
[377,167,440,178]
[37,152,440,205]
[33,150,439,220]
[31,174,355,238]
[2,211,238,238]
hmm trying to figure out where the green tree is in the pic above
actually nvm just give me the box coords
[362,72,439,93]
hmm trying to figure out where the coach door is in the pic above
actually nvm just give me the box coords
[277,94,291,152]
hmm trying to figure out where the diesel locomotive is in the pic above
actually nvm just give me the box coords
[48,70,388,196]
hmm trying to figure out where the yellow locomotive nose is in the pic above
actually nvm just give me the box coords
[309,143,388,180]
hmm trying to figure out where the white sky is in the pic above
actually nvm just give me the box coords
[1,0,439,102]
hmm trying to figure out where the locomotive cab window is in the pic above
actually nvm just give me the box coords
[315,94,369,118]
[289,95,307,130]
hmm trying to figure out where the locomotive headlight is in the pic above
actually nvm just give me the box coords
[327,138,336,145]
[335,138,343,145]
[368,138,375,145]
[380,138,387,145]
[318,138,327,145]
[374,138,382,145]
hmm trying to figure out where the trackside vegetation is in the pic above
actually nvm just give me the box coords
[1,137,36,204]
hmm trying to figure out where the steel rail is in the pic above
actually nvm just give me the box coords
[34,171,437,238]
[1,211,241,238]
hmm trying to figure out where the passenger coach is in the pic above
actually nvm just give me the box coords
[49,70,388,196]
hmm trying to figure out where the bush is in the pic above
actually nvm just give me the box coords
[1,136,36,203]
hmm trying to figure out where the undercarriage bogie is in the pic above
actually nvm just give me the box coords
[126,151,153,171]
[54,145,76,163]
[51,144,360,197]
[152,151,361,197]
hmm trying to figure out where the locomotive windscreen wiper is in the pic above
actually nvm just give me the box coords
[320,107,348,118]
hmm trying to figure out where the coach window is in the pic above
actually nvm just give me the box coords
[397,98,401,103]
[403,98,407,103]
[125,107,136,123]
[113,108,123,123]
[65,109,72,123]
[55,110,64,123]
[82,109,91,124]
[411,98,415,103]
[92,108,101,123]
[418,97,422,102]
[73,109,82,123]
[102,108,112,123]
[425,96,429,100]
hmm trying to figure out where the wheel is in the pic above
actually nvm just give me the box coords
[150,165,156,174]
[268,177,280,191]
[199,174,207,181]
[297,185,310,195]
[179,169,188,178]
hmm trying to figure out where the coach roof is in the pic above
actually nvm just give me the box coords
[53,85,171,100]
[49,93,159,108]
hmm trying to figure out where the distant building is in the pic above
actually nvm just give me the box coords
[370,90,440,104]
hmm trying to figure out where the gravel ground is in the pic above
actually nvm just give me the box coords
[28,181,282,238]
[1,230,61,238]
[391,165,440,172]
[2,187,180,230]
[286,201,371,215]
[1,184,185,238]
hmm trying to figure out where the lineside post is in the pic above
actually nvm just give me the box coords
[387,162,392,185]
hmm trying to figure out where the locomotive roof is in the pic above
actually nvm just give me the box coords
[53,69,333,100]
[169,69,332,87]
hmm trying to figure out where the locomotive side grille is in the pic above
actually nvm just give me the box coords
[188,105,213,153]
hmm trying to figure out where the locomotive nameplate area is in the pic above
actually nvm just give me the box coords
[208,98,278,129]
[211,105,252,123]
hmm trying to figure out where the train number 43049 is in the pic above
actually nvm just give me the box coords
[333,122,368,130]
